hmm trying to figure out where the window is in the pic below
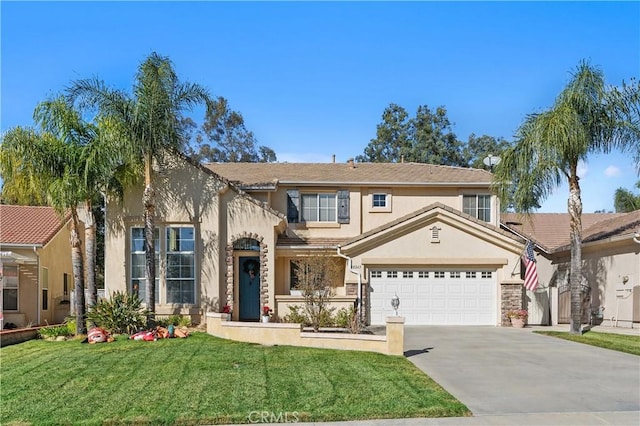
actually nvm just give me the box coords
[3,265,18,311]
[418,271,429,279]
[166,227,195,304]
[301,193,336,222]
[63,273,69,296]
[370,270,382,279]
[481,271,493,279]
[450,271,461,279]
[290,261,301,289]
[386,271,398,278]
[372,193,387,208]
[42,267,49,310]
[130,227,160,304]
[463,195,491,222]
[434,271,445,279]
[465,271,477,279]
[402,271,413,279]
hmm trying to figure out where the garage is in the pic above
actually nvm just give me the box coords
[368,269,497,325]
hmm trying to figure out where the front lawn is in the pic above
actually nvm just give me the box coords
[535,330,640,356]
[1,333,469,425]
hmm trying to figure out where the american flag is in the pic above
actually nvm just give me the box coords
[523,240,539,291]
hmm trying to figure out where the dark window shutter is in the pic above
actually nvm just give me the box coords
[286,189,300,223]
[337,189,350,224]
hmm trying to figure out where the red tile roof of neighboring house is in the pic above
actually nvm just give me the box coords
[501,212,630,252]
[0,205,68,246]
[205,162,493,187]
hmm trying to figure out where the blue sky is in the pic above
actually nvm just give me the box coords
[1,1,639,213]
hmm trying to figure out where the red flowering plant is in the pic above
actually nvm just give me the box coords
[262,305,272,317]
[506,309,528,320]
[221,304,231,314]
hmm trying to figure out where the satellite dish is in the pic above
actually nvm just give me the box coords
[483,154,501,169]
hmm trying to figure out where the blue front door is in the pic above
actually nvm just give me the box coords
[239,256,261,321]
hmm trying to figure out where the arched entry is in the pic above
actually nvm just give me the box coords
[226,234,268,321]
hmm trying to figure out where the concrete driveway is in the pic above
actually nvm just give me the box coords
[404,326,640,416]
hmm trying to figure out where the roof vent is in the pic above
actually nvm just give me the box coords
[347,158,355,168]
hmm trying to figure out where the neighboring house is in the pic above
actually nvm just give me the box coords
[105,152,528,326]
[0,205,77,327]
[501,211,640,328]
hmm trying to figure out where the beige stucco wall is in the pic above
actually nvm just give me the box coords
[38,224,76,324]
[105,154,283,324]
[533,238,640,327]
[206,312,405,356]
[248,184,499,242]
[341,208,523,326]
[3,223,75,326]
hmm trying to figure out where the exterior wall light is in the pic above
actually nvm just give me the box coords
[391,294,400,316]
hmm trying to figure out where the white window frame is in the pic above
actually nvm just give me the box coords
[165,226,196,305]
[301,192,337,222]
[369,190,392,213]
[462,194,492,222]
[130,227,161,305]
[3,265,19,311]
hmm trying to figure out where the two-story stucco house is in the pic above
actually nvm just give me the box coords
[104,153,527,326]
[0,205,77,327]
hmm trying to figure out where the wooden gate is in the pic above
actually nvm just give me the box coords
[558,285,590,324]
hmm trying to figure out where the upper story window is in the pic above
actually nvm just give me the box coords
[287,189,350,224]
[372,193,387,208]
[302,193,336,222]
[463,194,491,222]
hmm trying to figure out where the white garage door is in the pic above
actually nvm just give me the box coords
[369,269,497,325]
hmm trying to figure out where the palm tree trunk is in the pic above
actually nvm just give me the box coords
[84,199,97,309]
[70,208,87,335]
[143,155,156,323]
[568,172,583,335]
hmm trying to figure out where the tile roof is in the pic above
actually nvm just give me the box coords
[500,212,628,252]
[277,236,349,248]
[558,210,640,249]
[205,162,493,187]
[0,205,68,246]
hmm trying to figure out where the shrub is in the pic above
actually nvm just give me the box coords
[157,314,191,327]
[283,305,311,326]
[86,291,150,335]
[64,317,77,336]
[38,324,72,339]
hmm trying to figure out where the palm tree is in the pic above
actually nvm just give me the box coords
[1,124,88,334]
[493,61,639,335]
[68,52,211,316]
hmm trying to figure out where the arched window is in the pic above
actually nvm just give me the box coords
[233,238,260,251]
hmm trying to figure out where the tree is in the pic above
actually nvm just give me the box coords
[493,60,640,335]
[357,103,468,166]
[192,96,276,163]
[68,52,211,317]
[1,117,90,334]
[292,254,343,332]
[357,103,412,163]
[463,134,512,169]
[614,181,640,212]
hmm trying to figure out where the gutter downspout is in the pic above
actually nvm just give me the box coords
[336,246,362,321]
[34,246,40,325]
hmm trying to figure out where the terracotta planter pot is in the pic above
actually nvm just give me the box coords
[511,318,526,328]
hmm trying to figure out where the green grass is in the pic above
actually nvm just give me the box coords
[535,330,640,356]
[1,333,469,425]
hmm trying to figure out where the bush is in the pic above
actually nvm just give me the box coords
[283,305,311,326]
[38,324,72,339]
[156,314,191,327]
[86,291,150,335]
